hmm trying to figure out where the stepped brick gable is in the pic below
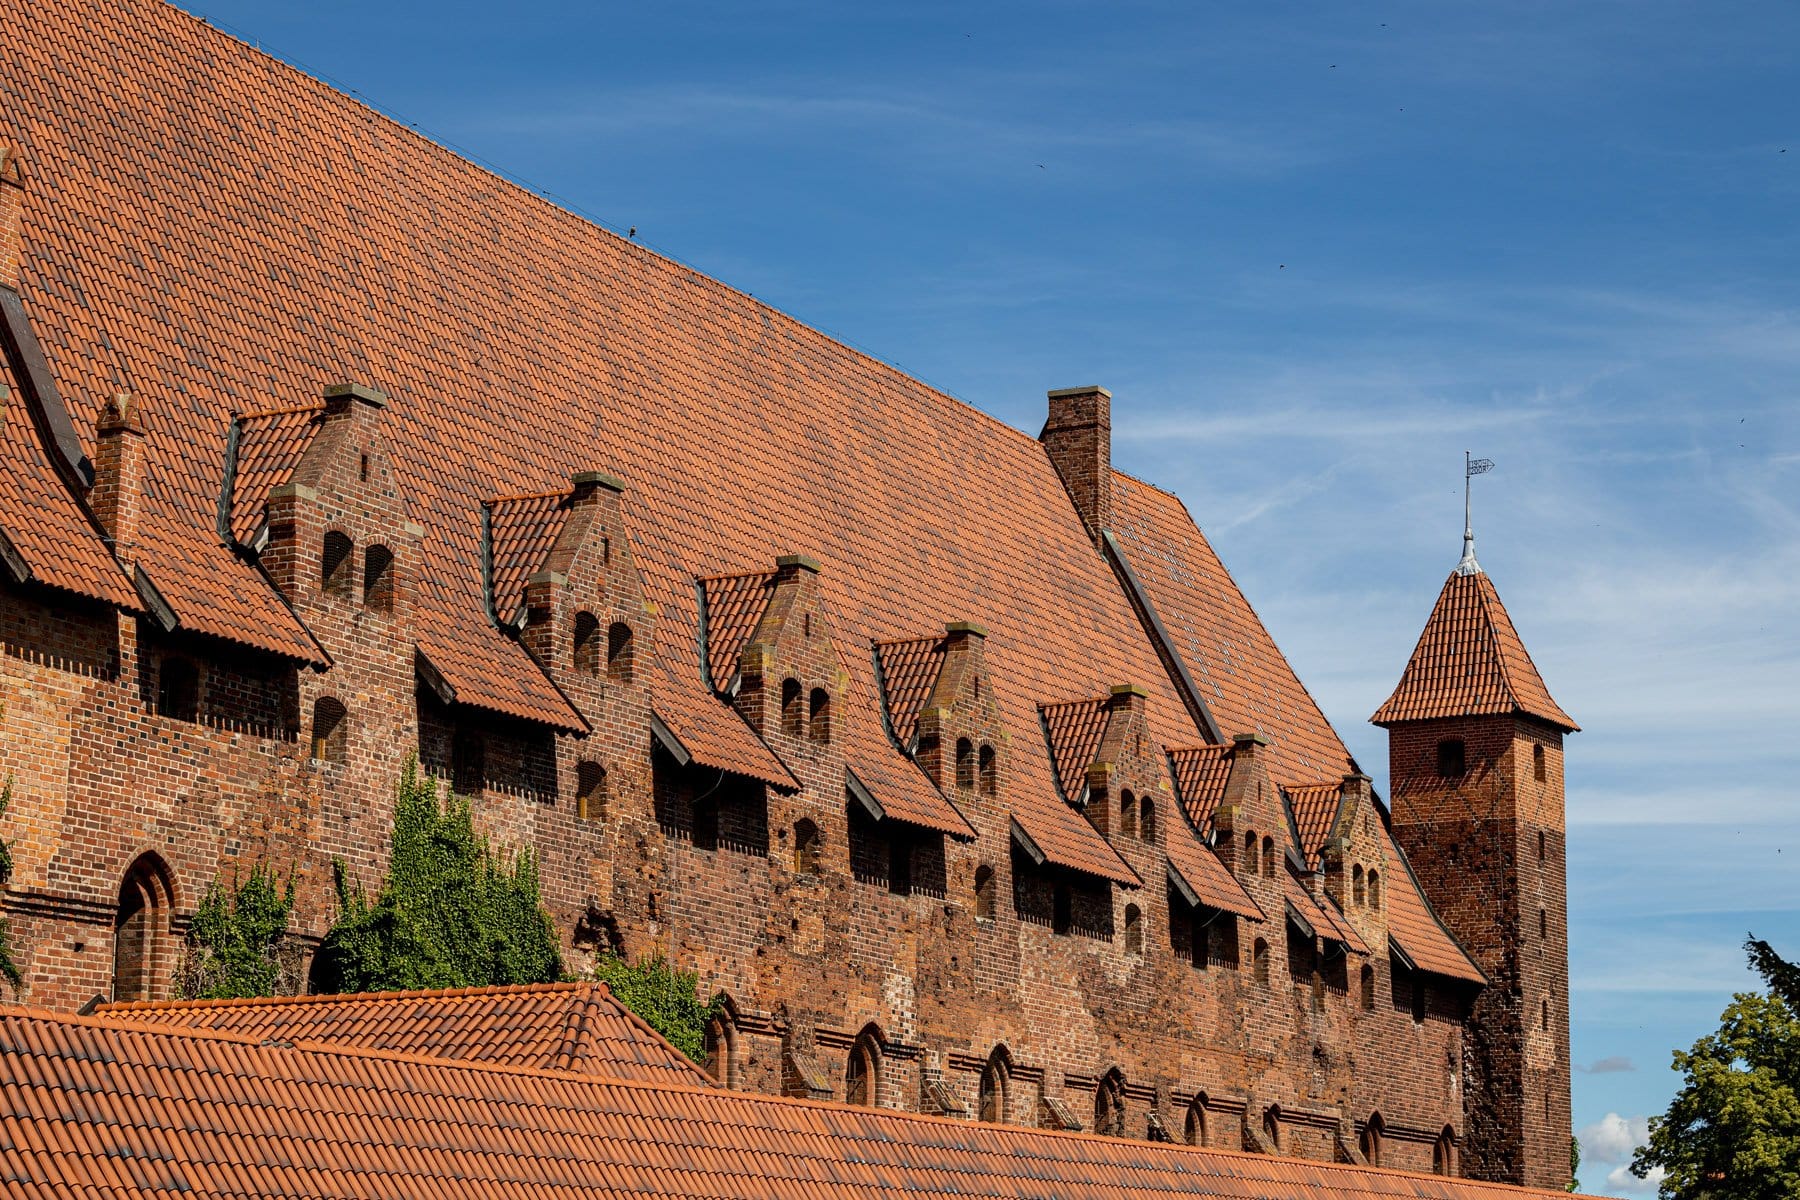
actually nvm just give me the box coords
[0,0,1573,1190]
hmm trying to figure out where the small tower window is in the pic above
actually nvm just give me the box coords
[157,658,200,722]
[1139,795,1155,843]
[704,1007,739,1089]
[1360,964,1376,1011]
[572,612,602,675]
[794,818,822,874]
[1533,742,1547,782]
[978,744,997,796]
[1185,1095,1208,1146]
[1094,1072,1125,1138]
[1261,836,1276,879]
[310,696,347,764]
[1119,791,1137,839]
[1539,830,1548,861]
[362,543,394,611]
[577,761,607,821]
[845,1029,881,1107]
[1253,937,1270,986]
[1123,904,1143,955]
[1367,869,1381,909]
[955,738,975,790]
[808,688,831,744]
[1434,1127,1456,1176]
[781,678,804,738]
[1541,997,1551,1031]
[321,530,355,595]
[973,864,996,922]
[1539,906,1548,939]
[1436,738,1466,778]
[606,622,634,681]
[1242,830,1258,876]
[1352,864,1366,906]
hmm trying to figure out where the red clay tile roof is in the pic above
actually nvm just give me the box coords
[1,0,1194,887]
[1110,474,1357,786]
[1165,826,1264,920]
[831,637,976,839]
[1286,781,1345,865]
[486,490,569,626]
[1382,825,1484,983]
[1168,744,1233,832]
[0,1008,1599,1200]
[0,368,136,608]
[1040,697,1110,803]
[227,404,321,545]
[95,981,712,1085]
[650,594,800,791]
[699,570,775,689]
[873,635,946,748]
[1372,570,1577,732]
[1284,871,1367,955]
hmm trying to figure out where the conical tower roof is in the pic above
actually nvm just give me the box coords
[1371,567,1577,731]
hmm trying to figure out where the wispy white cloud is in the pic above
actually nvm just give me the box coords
[1578,1112,1664,1196]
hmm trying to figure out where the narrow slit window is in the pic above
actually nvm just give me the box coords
[310,697,347,764]
[606,622,634,682]
[362,543,394,610]
[321,530,354,595]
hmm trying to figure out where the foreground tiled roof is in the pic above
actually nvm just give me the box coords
[94,982,711,1085]
[1,0,1196,885]
[1372,570,1577,731]
[0,1009,1598,1200]
[1109,475,1357,786]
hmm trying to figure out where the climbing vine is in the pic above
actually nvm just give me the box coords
[177,864,297,999]
[312,756,561,993]
[591,952,722,1063]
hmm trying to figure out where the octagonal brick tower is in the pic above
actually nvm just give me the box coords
[1373,545,1578,1190]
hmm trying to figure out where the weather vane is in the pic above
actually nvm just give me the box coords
[1456,451,1495,575]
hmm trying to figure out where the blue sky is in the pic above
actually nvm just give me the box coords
[187,3,1799,1192]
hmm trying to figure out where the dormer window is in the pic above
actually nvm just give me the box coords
[955,738,975,790]
[606,622,634,681]
[808,687,831,744]
[1436,738,1466,778]
[781,678,803,738]
[363,544,394,611]
[321,530,354,595]
[978,744,997,796]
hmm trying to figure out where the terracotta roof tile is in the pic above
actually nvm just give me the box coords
[1164,826,1263,921]
[0,1008,1601,1200]
[1039,697,1109,803]
[833,638,974,839]
[1167,745,1232,832]
[227,404,320,545]
[1284,871,1367,955]
[1372,571,1577,731]
[650,592,800,791]
[872,636,945,748]
[0,366,136,608]
[1286,781,1344,865]
[95,982,712,1085]
[699,571,775,689]
[1382,825,1484,983]
[1110,475,1357,786]
[486,491,569,627]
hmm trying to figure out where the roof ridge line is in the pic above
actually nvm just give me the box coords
[1,1005,1589,1195]
[96,980,583,1015]
[1470,573,1524,709]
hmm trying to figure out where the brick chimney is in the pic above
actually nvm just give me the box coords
[1,146,24,293]
[1039,385,1112,545]
[90,392,145,566]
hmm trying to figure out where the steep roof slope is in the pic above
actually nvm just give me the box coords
[93,981,711,1085]
[0,1008,1601,1200]
[1108,473,1357,786]
[0,0,1199,882]
[1372,569,1577,731]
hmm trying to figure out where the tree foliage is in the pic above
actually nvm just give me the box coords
[178,864,296,999]
[592,952,721,1064]
[1570,1134,1581,1192]
[0,780,22,991]
[312,757,561,993]
[1632,935,1800,1199]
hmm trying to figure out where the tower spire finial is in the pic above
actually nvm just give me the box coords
[1457,451,1494,576]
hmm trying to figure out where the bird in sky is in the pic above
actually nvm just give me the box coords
[628,227,636,239]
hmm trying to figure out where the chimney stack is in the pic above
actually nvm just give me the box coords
[1,146,24,293]
[91,392,145,567]
[1040,385,1112,546]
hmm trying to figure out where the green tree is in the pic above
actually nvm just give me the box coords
[592,952,721,1063]
[1570,1133,1581,1192]
[178,864,296,999]
[0,780,22,991]
[312,757,561,993]
[1632,936,1800,1199]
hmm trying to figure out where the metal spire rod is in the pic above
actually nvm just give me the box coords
[1457,451,1494,576]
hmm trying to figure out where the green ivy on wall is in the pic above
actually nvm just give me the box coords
[178,864,296,1000]
[591,952,722,1064]
[0,781,22,991]
[312,756,562,994]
